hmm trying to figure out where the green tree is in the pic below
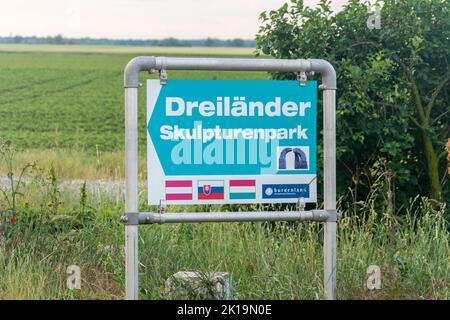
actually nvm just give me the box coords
[204,37,217,47]
[256,0,449,202]
[229,38,245,47]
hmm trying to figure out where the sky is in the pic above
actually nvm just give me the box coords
[0,0,347,39]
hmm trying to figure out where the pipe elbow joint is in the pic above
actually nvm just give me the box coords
[308,59,336,90]
[124,56,157,88]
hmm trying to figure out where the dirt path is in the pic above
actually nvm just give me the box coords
[0,175,135,200]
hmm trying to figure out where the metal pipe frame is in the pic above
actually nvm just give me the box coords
[123,56,337,300]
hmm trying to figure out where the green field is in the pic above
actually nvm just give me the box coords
[0,45,448,300]
[0,44,265,152]
[0,45,267,179]
[0,44,255,56]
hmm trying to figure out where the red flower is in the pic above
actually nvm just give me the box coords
[9,216,16,223]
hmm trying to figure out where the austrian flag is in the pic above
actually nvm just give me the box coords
[198,180,224,200]
[165,180,193,200]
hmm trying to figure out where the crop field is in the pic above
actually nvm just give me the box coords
[0,44,264,152]
[0,44,255,56]
[0,45,267,178]
[0,45,448,300]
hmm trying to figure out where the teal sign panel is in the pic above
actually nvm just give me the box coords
[147,80,317,205]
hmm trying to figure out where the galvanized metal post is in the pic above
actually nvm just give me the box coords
[124,87,139,300]
[124,57,156,300]
[323,88,337,300]
[309,59,337,300]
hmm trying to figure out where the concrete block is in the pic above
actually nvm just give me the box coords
[165,271,232,300]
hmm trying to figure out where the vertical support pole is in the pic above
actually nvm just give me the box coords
[125,87,139,300]
[323,88,337,300]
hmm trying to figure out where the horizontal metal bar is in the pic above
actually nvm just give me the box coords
[137,210,330,224]
[154,57,312,72]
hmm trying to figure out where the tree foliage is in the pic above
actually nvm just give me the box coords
[256,0,449,204]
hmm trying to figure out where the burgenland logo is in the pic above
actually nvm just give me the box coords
[262,184,309,199]
[264,187,274,197]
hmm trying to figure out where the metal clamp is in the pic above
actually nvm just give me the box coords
[318,83,337,91]
[297,197,306,211]
[158,199,167,214]
[325,209,338,222]
[298,71,307,86]
[159,57,168,85]
[121,211,139,225]
[159,69,167,85]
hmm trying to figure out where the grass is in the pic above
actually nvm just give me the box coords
[0,178,448,299]
[0,148,133,181]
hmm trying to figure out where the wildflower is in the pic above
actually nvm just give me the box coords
[9,216,16,223]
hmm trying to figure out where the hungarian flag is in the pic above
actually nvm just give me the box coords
[229,179,256,199]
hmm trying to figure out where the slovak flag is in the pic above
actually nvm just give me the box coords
[198,180,224,200]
